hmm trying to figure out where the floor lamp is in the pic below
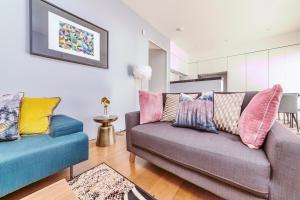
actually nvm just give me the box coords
[133,65,152,90]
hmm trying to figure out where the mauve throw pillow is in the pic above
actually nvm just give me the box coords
[139,90,163,124]
[238,84,283,149]
[173,92,218,133]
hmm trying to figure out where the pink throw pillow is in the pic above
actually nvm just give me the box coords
[239,84,283,149]
[139,90,163,124]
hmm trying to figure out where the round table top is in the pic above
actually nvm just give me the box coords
[93,115,118,123]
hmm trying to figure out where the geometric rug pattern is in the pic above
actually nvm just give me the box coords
[69,163,155,200]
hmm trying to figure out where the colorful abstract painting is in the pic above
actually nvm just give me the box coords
[48,12,101,61]
[31,0,108,68]
[59,22,94,56]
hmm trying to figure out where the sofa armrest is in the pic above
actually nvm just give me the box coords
[263,121,300,200]
[49,115,83,138]
[125,111,140,151]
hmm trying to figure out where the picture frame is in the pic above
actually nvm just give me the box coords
[30,0,109,69]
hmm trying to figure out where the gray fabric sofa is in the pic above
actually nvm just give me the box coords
[125,92,300,200]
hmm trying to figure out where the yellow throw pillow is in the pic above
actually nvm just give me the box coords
[19,97,61,135]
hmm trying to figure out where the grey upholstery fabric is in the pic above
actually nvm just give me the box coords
[125,111,140,152]
[133,146,266,200]
[125,91,300,200]
[264,121,300,200]
[131,122,270,197]
[162,92,201,107]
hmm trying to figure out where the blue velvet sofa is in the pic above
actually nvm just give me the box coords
[0,115,89,197]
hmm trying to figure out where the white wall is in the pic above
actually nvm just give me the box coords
[188,31,300,93]
[170,80,222,93]
[269,45,300,93]
[169,72,180,82]
[227,55,246,92]
[170,41,189,75]
[196,58,227,75]
[246,51,269,91]
[190,30,300,61]
[187,62,199,79]
[0,0,170,139]
[149,49,167,92]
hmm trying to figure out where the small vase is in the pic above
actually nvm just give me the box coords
[103,107,109,118]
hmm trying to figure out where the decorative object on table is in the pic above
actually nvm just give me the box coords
[19,97,61,135]
[100,97,110,117]
[173,92,218,133]
[239,84,283,149]
[133,65,152,89]
[0,92,24,141]
[161,93,198,122]
[139,90,163,124]
[30,0,108,69]
[93,115,118,147]
[69,163,155,200]
[213,92,245,135]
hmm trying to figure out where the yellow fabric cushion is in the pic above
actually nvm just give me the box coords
[19,97,61,135]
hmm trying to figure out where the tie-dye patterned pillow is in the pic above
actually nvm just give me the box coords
[173,92,218,133]
[0,92,24,141]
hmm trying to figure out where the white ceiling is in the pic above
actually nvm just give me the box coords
[122,0,300,59]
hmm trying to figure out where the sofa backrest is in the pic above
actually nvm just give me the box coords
[241,92,258,112]
[162,92,202,107]
[163,91,258,113]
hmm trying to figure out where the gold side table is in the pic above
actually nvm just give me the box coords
[93,115,118,147]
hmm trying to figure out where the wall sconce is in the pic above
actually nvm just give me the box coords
[133,65,152,90]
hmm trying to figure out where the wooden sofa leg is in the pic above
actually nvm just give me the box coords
[70,166,74,180]
[129,153,136,163]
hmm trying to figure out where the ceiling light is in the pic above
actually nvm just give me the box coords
[176,27,184,32]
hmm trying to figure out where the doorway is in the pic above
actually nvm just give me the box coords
[148,41,167,92]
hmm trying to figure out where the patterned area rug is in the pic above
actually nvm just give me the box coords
[68,163,155,200]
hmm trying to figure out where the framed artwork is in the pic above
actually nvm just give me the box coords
[30,0,109,69]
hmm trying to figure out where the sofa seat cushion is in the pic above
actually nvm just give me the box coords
[131,122,270,197]
[49,115,83,137]
[0,133,88,197]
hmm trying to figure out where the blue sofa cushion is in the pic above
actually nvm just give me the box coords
[49,115,83,137]
[0,132,88,197]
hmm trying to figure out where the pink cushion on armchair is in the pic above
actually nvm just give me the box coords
[139,90,163,124]
[239,84,283,149]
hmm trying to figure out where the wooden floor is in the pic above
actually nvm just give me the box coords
[4,133,221,200]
